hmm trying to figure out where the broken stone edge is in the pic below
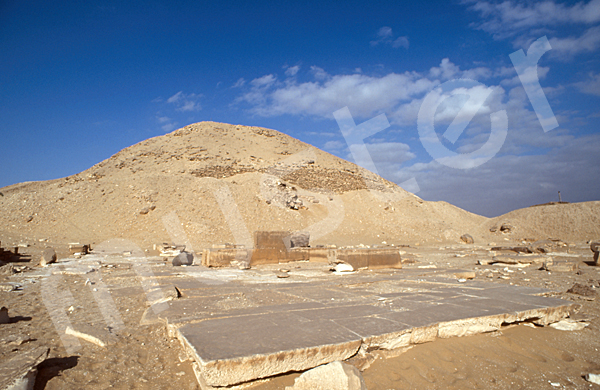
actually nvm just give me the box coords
[175,302,579,388]
[179,334,362,387]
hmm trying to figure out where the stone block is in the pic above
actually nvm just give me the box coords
[290,231,310,248]
[40,248,57,267]
[69,244,89,255]
[178,313,362,387]
[254,231,290,250]
[336,249,402,270]
[308,248,334,263]
[202,249,252,268]
[285,361,367,390]
[173,251,194,266]
[542,258,578,272]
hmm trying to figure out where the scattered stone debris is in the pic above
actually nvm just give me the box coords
[262,178,305,210]
[285,361,367,390]
[542,258,578,273]
[549,319,589,331]
[139,205,156,215]
[566,283,596,298]
[0,346,49,390]
[333,263,355,274]
[1,334,35,347]
[453,271,476,280]
[528,239,555,253]
[490,223,515,233]
[0,283,19,292]
[460,234,474,244]
[0,306,9,324]
[39,248,57,267]
[65,326,106,348]
[156,244,185,257]
[585,373,600,385]
[479,256,546,267]
[172,251,194,266]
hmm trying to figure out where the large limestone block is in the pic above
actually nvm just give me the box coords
[285,361,367,390]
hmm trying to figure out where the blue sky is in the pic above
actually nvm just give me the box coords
[1,0,599,217]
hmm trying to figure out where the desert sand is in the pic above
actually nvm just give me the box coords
[1,121,599,389]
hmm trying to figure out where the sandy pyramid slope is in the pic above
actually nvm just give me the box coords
[484,201,600,244]
[0,122,597,252]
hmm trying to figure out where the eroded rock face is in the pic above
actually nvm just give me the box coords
[285,361,367,390]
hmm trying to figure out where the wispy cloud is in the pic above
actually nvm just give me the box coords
[166,91,202,112]
[235,58,500,122]
[466,0,600,61]
[392,134,600,216]
[155,115,177,132]
[232,78,246,88]
[548,26,600,57]
[236,69,437,118]
[467,0,600,38]
[574,72,600,95]
[370,26,409,49]
[284,65,300,77]
[232,53,596,215]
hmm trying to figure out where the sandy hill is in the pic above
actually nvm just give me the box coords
[0,122,597,252]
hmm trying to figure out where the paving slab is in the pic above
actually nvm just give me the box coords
[144,269,580,388]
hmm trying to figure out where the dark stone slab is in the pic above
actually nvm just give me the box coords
[333,316,410,338]
[380,303,492,328]
[294,305,390,321]
[179,312,361,361]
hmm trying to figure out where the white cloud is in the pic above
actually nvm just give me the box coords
[324,140,346,151]
[285,65,300,77]
[232,78,246,88]
[161,122,176,132]
[468,0,600,37]
[392,36,410,49]
[467,0,600,56]
[239,71,436,118]
[251,74,277,88]
[364,142,416,166]
[155,115,177,132]
[310,66,329,80]
[429,58,492,81]
[574,72,600,95]
[370,26,409,49]
[167,91,183,103]
[167,91,202,112]
[391,133,600,216]
[549,26,600,57]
